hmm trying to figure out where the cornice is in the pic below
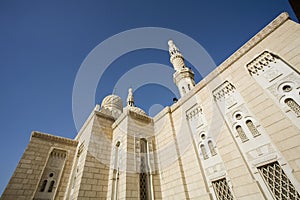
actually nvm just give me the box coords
[31,131,78,146]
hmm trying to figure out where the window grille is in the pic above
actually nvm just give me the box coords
[285,98,300,117]
[140,157,148,200]
[258,161,300,200]
[236,125,248,142]
[246,120,260,137]
[212,178,234,200]
[140,139,149,200]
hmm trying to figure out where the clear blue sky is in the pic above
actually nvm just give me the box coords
[0,0,297,195]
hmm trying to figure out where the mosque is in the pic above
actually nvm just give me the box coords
[1,12,300,200]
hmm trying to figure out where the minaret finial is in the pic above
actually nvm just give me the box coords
[127,88,134,107]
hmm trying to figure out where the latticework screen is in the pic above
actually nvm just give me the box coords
[212,178,234,200]
[258,161,300,200]
[140,157,148,200]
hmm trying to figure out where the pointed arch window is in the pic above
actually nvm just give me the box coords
[285,98,300,116]
[236,125,248,142]
[246,120,260,137]
[208,141,217,156]
[200,144,208,159]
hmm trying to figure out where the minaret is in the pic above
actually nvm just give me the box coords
[168,40,195,97]
[127,88,134,107]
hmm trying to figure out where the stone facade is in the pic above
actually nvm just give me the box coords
[1,12,300,200]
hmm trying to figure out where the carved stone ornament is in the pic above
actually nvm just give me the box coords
[213,81,236,101]
[246,51,277,76]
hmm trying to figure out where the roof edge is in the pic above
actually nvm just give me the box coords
[169,12,290,110]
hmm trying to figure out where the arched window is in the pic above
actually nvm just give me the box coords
[236,125,248,142]
[200,144,208,159]
[246,120,260,137]
[285,98,300,116]
[208,141,217,156]
[40,180,47,192]
[48,180,55,192]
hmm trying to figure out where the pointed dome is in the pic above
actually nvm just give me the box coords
[101,94,123,112]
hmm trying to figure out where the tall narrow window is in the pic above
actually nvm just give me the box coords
[208,141,217,156]
[200,144,208,159]
[182,86,186,94]
[140,139,148,200]
[212,178,234,200]
[285,98,300,116]
[258,161,300,199]
[40,180,47,192]
[48,181,55,192]
[188,84,191,90]
[112,141,120,200]
[236,125,248,142]
[246,120,260,137]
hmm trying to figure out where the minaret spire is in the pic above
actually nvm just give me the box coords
[168,40,195,97]
[127,88,134,107]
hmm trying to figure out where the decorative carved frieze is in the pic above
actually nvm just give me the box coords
[213,81,236,101]
[186,105,202,120]
[246,51,277,76]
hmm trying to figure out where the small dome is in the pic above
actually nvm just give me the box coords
[101,94,123,111]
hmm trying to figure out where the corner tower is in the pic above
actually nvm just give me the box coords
[168,40,195,97]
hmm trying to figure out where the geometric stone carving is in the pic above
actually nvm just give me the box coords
[212,178,234,200]
[213,81,236,101]
[186,105,202,120]
[258,162,300,199]
[186,104,206,131]
[246,51,277,76]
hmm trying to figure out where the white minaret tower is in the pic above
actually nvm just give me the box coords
[168,40,195,97]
